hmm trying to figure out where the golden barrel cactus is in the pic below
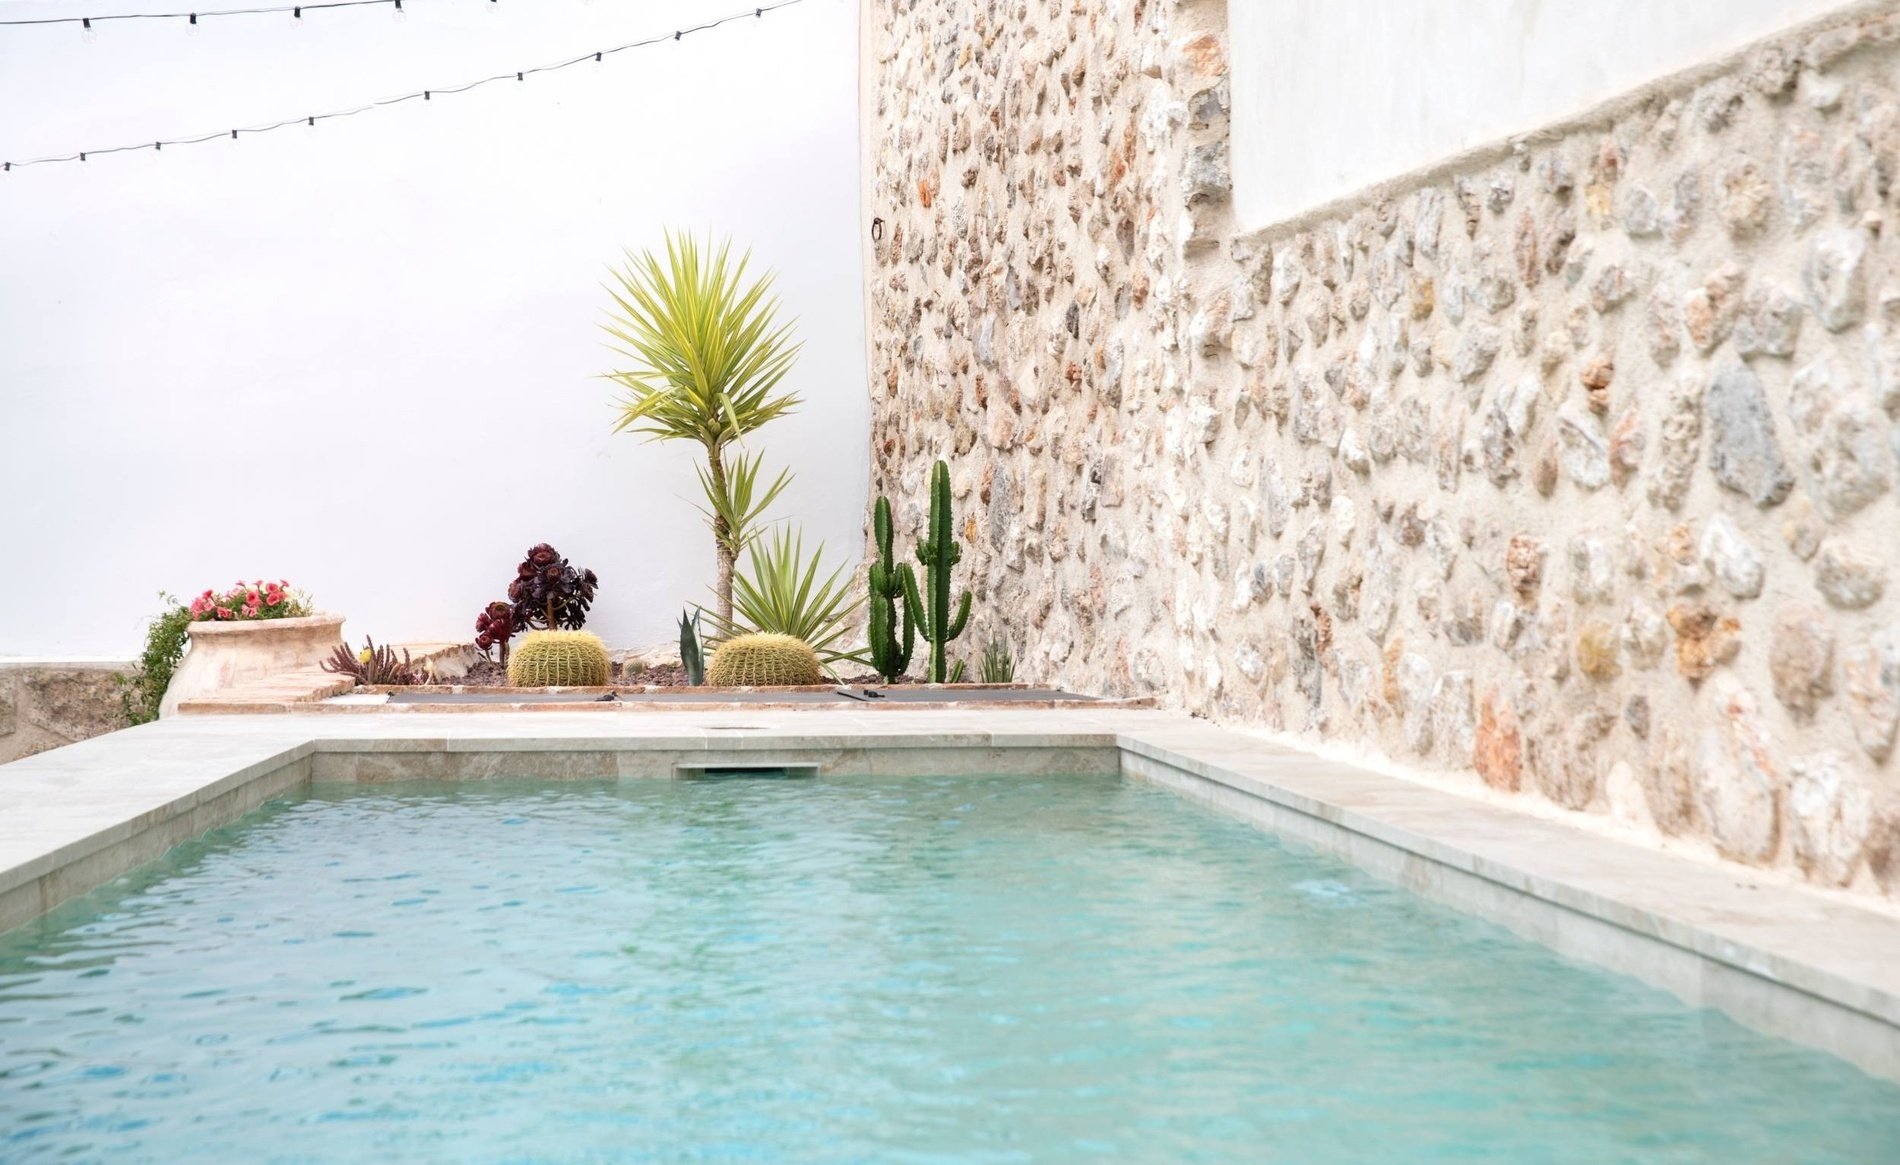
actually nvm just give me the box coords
[706,633,823,687]
[507,630,612,687]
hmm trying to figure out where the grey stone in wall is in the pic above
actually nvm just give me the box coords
[865,0,1900,901]
[0,662,131,764]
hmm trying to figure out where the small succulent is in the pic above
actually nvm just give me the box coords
[679,608,706,686]
[978,635,1015,684]
[474,600,519,666]
[322,637,426,685]
[507,543,599,631]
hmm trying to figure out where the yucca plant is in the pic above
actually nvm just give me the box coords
[604,232,802,623]
[705,527,866,674]
[693,448,790,558]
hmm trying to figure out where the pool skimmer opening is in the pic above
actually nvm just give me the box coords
[673,762,818,781]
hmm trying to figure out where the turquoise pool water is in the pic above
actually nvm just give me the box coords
[2,774,1896,1163]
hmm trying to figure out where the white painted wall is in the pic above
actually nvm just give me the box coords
[0,0,865,657]
[1230,0,1850,229]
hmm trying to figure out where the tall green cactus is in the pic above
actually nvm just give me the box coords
[900,460,972,683]
[867,495,916,681]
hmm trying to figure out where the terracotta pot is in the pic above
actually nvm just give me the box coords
[158,613,346,718]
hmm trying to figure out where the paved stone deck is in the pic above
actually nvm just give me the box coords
[1,706,1896,1080]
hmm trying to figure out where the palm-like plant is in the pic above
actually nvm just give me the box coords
[604,232,802,622]
[706,528,867,674]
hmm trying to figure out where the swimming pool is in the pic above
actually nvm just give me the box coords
[3,772,1896,1162]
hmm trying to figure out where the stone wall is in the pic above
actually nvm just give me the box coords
[0,662,131,764]
[862,0,1900,900]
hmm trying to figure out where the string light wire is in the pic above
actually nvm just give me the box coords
[5,0,461,28]
[3,0,797,171]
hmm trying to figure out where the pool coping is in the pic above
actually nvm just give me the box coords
[1,707,1896,1081]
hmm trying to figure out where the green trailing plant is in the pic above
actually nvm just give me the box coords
[679,608,706,686]
[706,632,823,687]
[322,638,426,686]
[121,594,191,725]
[900,460,972,683]
[605,232,803,623]
[508,630,612,687]
[866,495,916,682]
[706,527,866,673]
[979,635,1015,684]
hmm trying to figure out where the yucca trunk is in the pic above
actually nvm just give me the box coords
[708,446,735,623]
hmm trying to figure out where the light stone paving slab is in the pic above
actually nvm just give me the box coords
[0,708,1896,1080]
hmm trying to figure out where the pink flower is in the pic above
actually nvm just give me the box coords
[215,607,234,620]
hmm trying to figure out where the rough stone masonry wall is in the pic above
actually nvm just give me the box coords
[0,662,131,764]
[863,0,1900,901]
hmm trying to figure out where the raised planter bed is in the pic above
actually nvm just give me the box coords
[221,682,1156,714]
[159,614,346,718]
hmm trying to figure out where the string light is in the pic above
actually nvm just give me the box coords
[2,0,802,171]
[2,0,419,28]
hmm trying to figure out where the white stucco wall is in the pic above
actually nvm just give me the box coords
[0,0,865,657]
[1231,0,1851,229]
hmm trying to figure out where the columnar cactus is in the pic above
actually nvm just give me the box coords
[867,495,916,681]
[900,460,972,683]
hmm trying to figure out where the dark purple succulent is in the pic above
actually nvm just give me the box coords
[474,600,519,664]
[505,543,598,631]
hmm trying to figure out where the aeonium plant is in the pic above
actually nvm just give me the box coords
[474,601,519,666]
[188,579,312,622]
[507,543,598,631]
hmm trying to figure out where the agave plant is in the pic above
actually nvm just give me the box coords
[604,232,802,623]
[704,527,866,673]
[678,608,706,686]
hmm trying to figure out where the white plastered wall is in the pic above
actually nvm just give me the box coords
[1231,0,1852,229]
[0,0,865,657]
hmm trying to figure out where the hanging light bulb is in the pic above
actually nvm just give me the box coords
[80,16,97,43]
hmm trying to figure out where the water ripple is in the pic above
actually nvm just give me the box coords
[0,774,1895,1163]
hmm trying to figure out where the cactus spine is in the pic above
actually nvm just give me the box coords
[706,633,824,687]
[508,630,612,687]
[900,460,972,683]
[867,495,916,681]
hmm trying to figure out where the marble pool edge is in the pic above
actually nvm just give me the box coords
[0,709,1895,1082]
